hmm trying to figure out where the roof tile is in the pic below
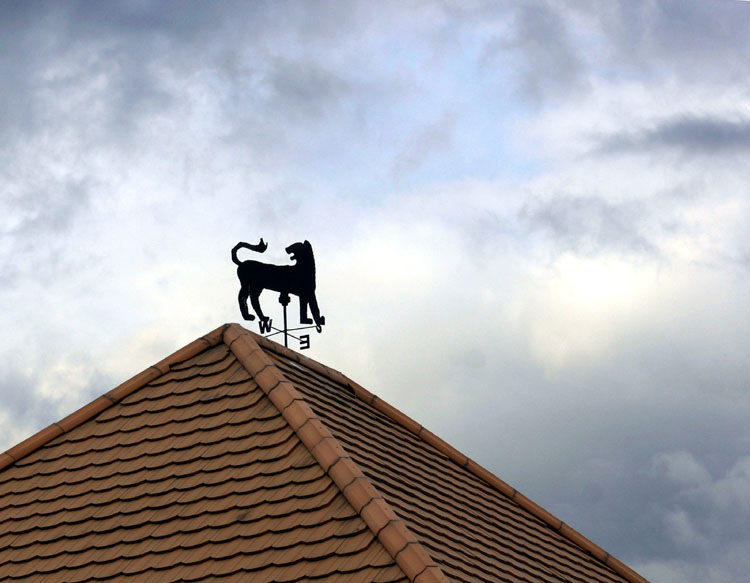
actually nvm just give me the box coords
[263,334,648,583]
[1,424,64,470]
[0,323,647,583]
[0,347,406,582]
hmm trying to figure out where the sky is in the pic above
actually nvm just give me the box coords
[2,1,750,581]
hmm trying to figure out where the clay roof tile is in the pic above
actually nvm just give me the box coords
[0,322,647,583]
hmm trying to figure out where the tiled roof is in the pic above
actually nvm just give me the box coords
[0,323,648,583]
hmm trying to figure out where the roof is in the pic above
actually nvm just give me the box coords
[0,323,648,583]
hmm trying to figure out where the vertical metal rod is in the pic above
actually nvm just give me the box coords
[283,302,288,347]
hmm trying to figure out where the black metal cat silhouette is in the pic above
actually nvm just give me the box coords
[232,238,325,349]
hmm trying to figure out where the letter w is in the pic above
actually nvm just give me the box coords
[259,319,273,334]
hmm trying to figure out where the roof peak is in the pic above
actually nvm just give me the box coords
[0,322,648,583]
[0,324,228,474]
[224,324,445,583]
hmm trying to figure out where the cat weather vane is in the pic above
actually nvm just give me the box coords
[231,238,325,350]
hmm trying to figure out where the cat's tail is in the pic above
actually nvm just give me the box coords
[232,239,268,265]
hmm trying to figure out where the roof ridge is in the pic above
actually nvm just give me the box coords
[249,328,649,583]
[0,324,228,473]
[0,321,647,583]
[224,323,448,583]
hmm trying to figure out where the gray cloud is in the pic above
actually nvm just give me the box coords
[520,194,658,257]
[0,372,41,431]
[638,452,750,579]
[392,111,456,178]
[2,4,750,583]
[600,116,750,156]
[0,4,179,150]
[5,178,91,237]
[593,0,750,80]
[0,362,116,453]
[481,2,585,103]
[264,58,352,120]
[454,327,750,578]
[474,0,750,105]
[66,0,226,36]
[0,176,93,291]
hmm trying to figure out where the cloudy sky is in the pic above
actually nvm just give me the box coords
[3,1,750,580]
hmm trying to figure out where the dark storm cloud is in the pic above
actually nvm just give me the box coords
[0,0,231,42]
[67,0,225,36]
[0,2,181,146]
[520,195,658,257]
[600,116,750,156]
[462,329,750,575]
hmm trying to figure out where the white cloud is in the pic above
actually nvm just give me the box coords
[700,457,750,513]
[650,450,712,487]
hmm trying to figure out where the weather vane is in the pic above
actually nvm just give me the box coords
[231,238,325,350]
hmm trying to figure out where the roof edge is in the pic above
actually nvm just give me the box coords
[0,324,228,473]
[249,328,649,583]
[224,323,448,583]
